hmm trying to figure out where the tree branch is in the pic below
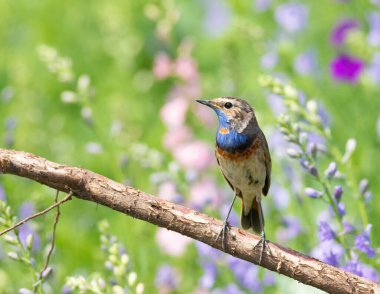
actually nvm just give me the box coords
[0,149,378,294]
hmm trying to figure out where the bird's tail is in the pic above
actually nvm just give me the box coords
[241,200,263,234]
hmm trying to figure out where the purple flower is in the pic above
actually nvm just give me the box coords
[305,187,323,198]
[368,12,380,46]
[359,179,369,195]
[330,55,364,84]
[220,203,239,227]
[195,241,222,260]
[284,164,303,193]
[309,166,318,177]
[267,95,286,118]
[1,87,14,102]
[325,162,337,178]
[355,224,376,258]
[275,3,308,33]
[276,216,302,243]
[312,241,344,266]
[261,51,278,70]
[155,264,179,289]
[364,191,373,203]
[333,185,343,200]
[330,19,359,46]
[263,271,276,285]
[254,0,272,12]
[270,184,290,210]
[337,202,346,216]
[227,256,262,292]
[294,51,317,75]
[307,132,326,147]
[307,143,318,159]
[300,159,310,170]
[5,117,17,131]
[306,133,329,157]
[369,53,380,85]
[19,289,33,294]
[85,142,103,154]
[361,264,379,282]
[342,260,379,282]
[18,202,40,250]
[343,221,355,234]
[0,184,5,202]
[212,284,244,294]
[318,221,335,242]
[342,260,362,276]
[203,0,231,37]
[317,103,331,128]
[199,262,217,289]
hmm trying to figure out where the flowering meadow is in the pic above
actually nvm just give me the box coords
[1,0,380,293]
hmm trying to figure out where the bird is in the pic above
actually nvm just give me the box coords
[196,97,271,262]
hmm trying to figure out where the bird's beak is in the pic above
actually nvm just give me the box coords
[196,99,213,108]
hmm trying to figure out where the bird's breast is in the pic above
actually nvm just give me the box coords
[216,129,253,154]
[216,136,261,161]
[216,136,267,196]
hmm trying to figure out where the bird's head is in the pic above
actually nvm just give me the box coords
[196,97,258,134]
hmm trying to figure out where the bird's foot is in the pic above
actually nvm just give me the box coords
[253,231,271,264]
[216,220,231,251]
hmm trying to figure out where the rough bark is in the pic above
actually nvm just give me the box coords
[0,149,378,294]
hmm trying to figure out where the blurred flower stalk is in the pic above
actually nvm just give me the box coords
[259,74,378,282]
[65,220,144,294]
[0,196,47,293]
[37,45,128,180]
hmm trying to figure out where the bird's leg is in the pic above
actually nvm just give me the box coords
[252,200,271,264]
[216,193,237,251]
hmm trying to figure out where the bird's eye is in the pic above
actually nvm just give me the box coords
[224,102,233,109]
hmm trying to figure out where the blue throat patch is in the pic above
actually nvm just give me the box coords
[214,109,252,153]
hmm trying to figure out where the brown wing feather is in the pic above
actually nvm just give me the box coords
[259,131,271,196]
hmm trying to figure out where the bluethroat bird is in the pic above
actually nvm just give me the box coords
[196,97,271,263]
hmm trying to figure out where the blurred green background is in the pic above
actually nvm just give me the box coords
[0,0,379,293]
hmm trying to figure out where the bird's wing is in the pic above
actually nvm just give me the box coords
[260,131,272,196]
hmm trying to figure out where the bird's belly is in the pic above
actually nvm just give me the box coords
[217,148,266,192]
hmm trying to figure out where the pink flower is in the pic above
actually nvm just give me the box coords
[160,97,189,129]
[163,126,192,150]
[153,53,173,80]
[182,80,201,100]
[173,141,214,171]
[194,104,217,127]
[167,82,201,101]
[174,57,198,81]
[156,228,192,256]
[190,178,221,208]
[157,181,179,202]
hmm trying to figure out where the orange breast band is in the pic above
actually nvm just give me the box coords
[216,137,261,161]
[219,128,229,134]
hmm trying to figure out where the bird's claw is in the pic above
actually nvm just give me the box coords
[216,220,231,251]
[253,232,271,264]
